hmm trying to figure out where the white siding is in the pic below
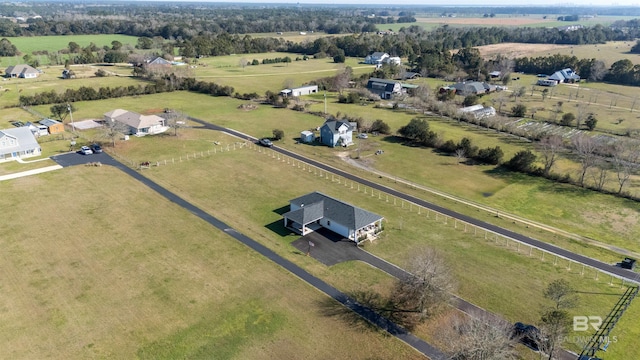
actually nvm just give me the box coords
[319,218,351,239]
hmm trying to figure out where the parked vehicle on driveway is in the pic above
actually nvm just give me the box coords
[357,133,368,139]
[90,144,103,153]
[79,146,93,155]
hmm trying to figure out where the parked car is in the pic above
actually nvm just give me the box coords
[512,322,543,351]
[357,133,368,139]
[79,146,93,155]
[258,138,273,147]
[90,143,103,153]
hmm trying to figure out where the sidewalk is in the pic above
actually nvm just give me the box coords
[0,165,63,181]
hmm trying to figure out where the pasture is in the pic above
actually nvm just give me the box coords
[191,52,373,94]
[25,91,640,258]
[0,165,422,359]
[0,35,138,65]
[109,128,639,357]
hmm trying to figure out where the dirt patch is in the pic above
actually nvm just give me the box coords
[474,42,572,59]
[238,103,258,111]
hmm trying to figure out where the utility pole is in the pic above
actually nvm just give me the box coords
[67,104,75,132]
[324,91,327,114]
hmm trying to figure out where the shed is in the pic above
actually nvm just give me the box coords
[39,119,65,134]
[300,130,315,143]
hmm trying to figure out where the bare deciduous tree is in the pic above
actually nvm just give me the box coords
[572,134,599,187]
[590,159,609,191]
[332,66,352,95]
[537,135,564,177]
[392,247,455,320]
[612,141,640,194]
[540,279,577,360]
[443,314,518,360]
[239,57,249,69]
[101,119,130,147]
[455,148,466,164]
[165,110,187,136]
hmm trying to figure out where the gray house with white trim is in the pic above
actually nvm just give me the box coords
[366,78,403,99]
[283,192,383,243]
[319,119,355,147]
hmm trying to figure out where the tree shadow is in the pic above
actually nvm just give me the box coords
[317,289,421,332]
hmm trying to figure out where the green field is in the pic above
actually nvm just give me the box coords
[2,34,138,59]
[0,165,424,359]
[107,127,639,358]
[191,52,373,94]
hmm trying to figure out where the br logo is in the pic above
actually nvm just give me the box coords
[573,316,602,331]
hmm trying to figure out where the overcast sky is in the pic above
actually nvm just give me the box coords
[188,0,640,6]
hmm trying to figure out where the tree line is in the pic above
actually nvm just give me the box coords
[18,76,234,106]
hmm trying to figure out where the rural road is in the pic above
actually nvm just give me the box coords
[50,151,447,360]
[185,116,640,285]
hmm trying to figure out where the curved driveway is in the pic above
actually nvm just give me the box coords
[186,116,639,285]
[50,151,446,360]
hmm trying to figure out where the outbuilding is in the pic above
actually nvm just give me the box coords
[300,130,315,143]
[39,119,65,134]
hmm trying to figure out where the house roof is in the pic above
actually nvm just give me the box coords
[5,64,38,76]
[283,201,324,225]
[105,109,164,130]
[322,120,353,135]
[549,68,580,82]
[370,52,388,58]
[286,192,383,230]
[39,119,62,127]
[148,57,171,65]
[0,127,39,153]
[367,78,400,92]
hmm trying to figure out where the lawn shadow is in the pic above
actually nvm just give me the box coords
[483,166,592,197]
[272,205,290,215]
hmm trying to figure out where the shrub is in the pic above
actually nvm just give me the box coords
[506,150,537,172]
[476,146,504,165]
[272,129,284,140]
[370,119,391,134]
[511,104,527,117]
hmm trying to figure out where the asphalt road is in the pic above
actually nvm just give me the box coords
[50,151,447,360]
[185,116,639,285]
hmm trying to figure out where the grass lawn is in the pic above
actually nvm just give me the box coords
[191,53,374,94]
[0,35,138,66]
[0,166,421,359]
[112,133,639,358]
[23,91,639,257]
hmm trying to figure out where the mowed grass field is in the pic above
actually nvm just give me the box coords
[109,129,640,357]
[0,166,422,359]
[0,35,138,66]
[191,53,374,94]
[25,91,640,257]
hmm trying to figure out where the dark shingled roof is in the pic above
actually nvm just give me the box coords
[286,191,383,230]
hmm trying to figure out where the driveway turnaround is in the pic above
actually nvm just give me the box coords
[50,152,447,360]
[185,116,639,285]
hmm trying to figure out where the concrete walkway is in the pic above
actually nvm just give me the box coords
[0,164,62,181]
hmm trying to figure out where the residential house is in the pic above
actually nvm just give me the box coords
[489,71,502,79]
[4,64,39,78]
[443,81,496,96]
[282,191,384,244]
[147,57,172,67]
[319,119,355,147]
[548,68,580,83]
[397,71,421,80]
[39,119,65,134]
[366,78,403,99]
[280,85,319,97]
[0,127,41,162]
[104,109,167,136]
[364,52,389,65]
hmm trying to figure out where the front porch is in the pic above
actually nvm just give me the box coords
[355,219,384,244]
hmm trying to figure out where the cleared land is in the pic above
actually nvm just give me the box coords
[108,128,639,357]
[0,166,422,359]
